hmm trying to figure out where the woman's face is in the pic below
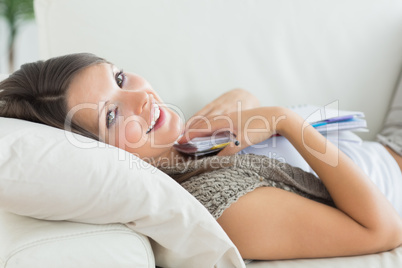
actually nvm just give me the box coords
[67,63,183,159]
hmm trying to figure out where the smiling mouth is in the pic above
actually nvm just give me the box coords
[146,102,161,134]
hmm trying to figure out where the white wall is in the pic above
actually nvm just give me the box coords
[0,19,39,74]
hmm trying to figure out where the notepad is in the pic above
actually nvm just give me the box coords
[290,104,367,133]
[174,131,237,156]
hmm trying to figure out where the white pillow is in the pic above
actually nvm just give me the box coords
[0,117,245,268]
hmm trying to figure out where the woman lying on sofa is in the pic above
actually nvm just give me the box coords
[0,53,401,260]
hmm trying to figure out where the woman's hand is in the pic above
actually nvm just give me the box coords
[178,106,291,155]
[192,88,260,118]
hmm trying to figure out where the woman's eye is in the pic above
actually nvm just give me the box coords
[106,108,118,128]
[115,70,125,88]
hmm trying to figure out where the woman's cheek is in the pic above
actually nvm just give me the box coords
[115,120,146,153]
[169,112,184,141]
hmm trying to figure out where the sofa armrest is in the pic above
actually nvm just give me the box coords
[0,210,154,268]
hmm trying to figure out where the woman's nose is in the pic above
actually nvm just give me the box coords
[121,90,149,115]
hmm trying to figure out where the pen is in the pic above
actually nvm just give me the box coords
[311,122,327,128]
[229,132,240,146]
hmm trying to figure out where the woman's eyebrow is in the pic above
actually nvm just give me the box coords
[98,64,115,120]
[99,100,109,120]
[109,63,116,74]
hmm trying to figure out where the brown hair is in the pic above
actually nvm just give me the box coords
[0,53,107,140]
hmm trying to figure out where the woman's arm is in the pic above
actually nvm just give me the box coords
[276,107,402,245]
[181,106,402,259]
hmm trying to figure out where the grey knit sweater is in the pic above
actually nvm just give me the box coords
[159,154,335,219]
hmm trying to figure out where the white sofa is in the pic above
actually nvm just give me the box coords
[0,0,402,267]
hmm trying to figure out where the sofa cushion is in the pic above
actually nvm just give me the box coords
[35,0,402,140]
